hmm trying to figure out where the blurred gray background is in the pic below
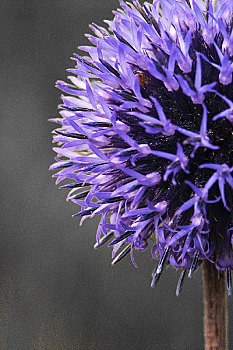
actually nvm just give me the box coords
[1,0,232,349]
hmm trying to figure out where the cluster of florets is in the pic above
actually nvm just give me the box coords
[51,0,233,295]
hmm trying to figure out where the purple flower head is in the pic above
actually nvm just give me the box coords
[51,0,233,295]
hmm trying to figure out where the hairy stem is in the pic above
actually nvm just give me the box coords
[203,260,228,350]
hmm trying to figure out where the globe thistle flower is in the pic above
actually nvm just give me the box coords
[50,0,233,297]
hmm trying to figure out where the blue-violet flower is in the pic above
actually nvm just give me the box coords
[51,0,233,295]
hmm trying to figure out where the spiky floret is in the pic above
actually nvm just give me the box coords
[51,0,233,295]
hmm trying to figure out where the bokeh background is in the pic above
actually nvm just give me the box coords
[1,1,232,349]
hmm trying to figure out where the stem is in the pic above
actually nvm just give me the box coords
[203,260,228,350]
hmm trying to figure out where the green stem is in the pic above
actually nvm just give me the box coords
[203,260,228,350]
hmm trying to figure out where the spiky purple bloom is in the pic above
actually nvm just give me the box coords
[51,0,233,295]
